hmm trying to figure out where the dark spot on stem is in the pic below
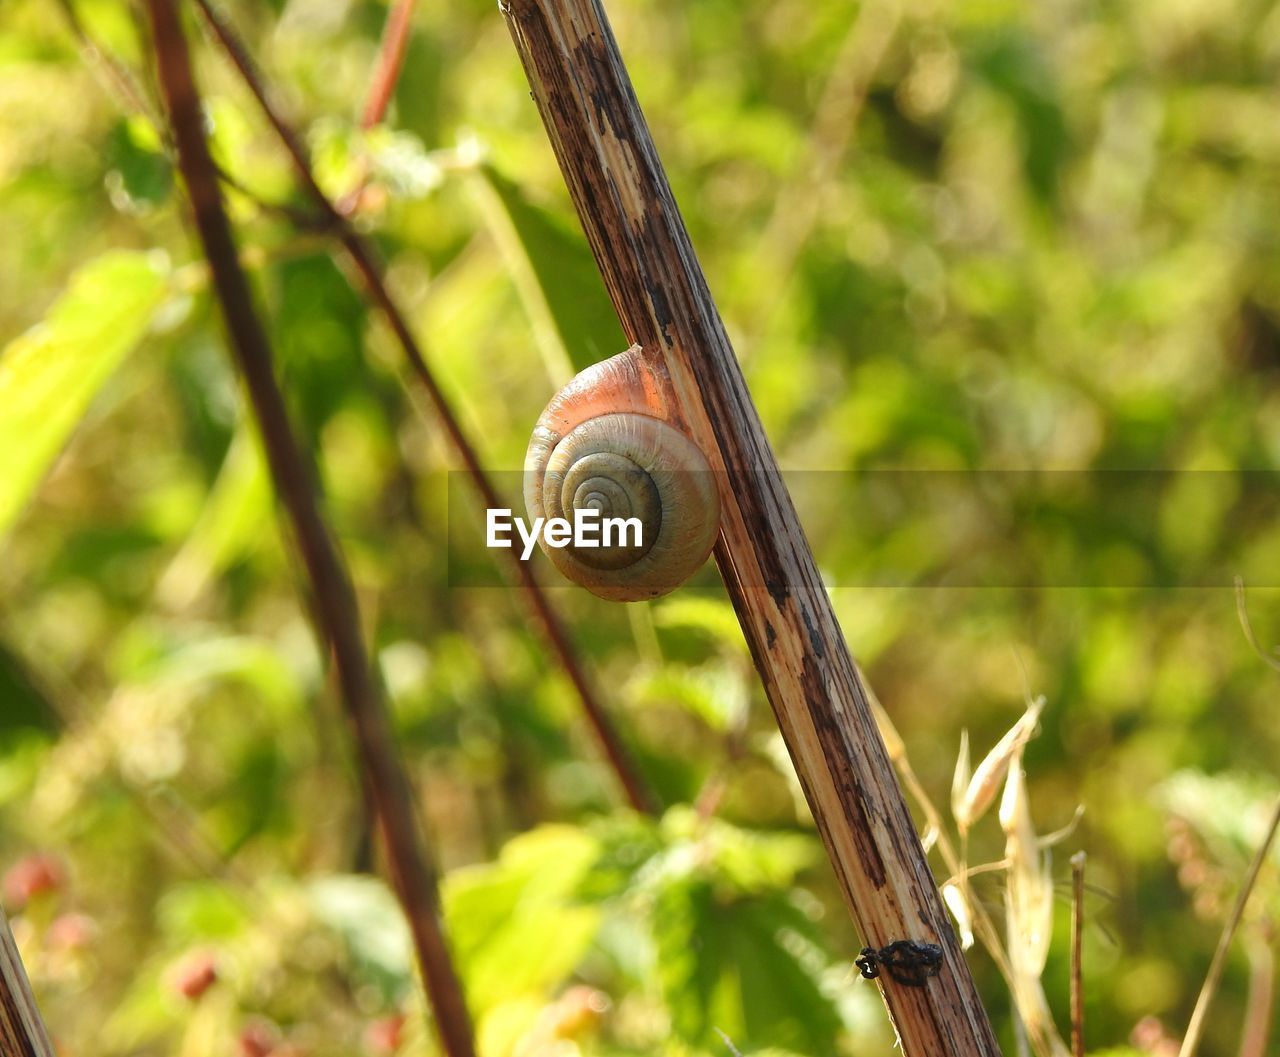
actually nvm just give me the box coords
[766,578,789,609]
[801,606,825,658]
[801,655,887,888]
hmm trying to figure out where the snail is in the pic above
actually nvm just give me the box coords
[524,345,721,602]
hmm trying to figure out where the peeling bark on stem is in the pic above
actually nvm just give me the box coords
[502,1,1002,1051]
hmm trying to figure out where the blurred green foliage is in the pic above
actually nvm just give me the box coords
[1,0,1279,1055]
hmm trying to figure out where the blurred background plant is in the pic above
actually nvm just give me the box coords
[1,0,1279,1054]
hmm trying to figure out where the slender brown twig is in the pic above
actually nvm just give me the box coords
[53,0,326,230]
[54,0,161,123]
[56,0,655,808]
[189,0,657,816]
[142,4,475,1054]
[361,0,417,129]
[1070,851,1086,1057]
[1178,792,1280,1057]
[335,0,419,214]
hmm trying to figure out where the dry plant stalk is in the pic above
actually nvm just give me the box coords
[955,696,1045,832]
[1178,792,1280,1057]
[0,907,55,1057]
[502,0,1000,1051]
[870,672,1073,1057]
[1000,753,1068,1057]
[1070,851,1086,1057]
[142,2,474,1053]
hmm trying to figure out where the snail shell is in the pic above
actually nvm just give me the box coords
[524,345,720,602]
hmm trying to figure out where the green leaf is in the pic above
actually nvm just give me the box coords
[156,423,272,608]
[0,643,58,741]
[308,874,414,1002]
[157,880,251,941]
[653,877,723,1046]
[654,809,820,894]
[473,165,626,377]
[731,896,844,1055]
[105,116,173,213]
[653,879,843,1055]
[119,632,304,718]
[652,597,748,652]
[443,825,603,1012]
[578,813,667,903]
[0,250,169,536]
[633,664,750,733]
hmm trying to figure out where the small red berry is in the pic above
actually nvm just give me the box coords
[238,1021,277,1057]
[46,912,96,951]
[364,1014,406,1053]
[2,853,64,909]
[170,951,218,1001]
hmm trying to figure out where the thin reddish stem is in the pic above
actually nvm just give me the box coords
[361,0,417,129]
[190,0,657,816]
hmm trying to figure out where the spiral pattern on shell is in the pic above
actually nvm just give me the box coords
[524,348,720,602]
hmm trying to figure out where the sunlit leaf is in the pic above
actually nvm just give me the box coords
[443,825,603,1013]
[652,596,748,652]
[105,116,172,213]
[474,165,626,377]
[156,423,272,609]
[157,880,251,941]
[0,250,169,536]
[633,664,749,732]
[308,874,414,1002]
[654,878,842,1054]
